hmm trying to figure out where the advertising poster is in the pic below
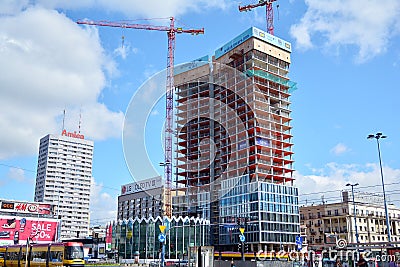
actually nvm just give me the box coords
[1,201,53,215]
[105,223,112,251]
[0,216,59,245]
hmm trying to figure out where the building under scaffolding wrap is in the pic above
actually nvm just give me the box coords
[173,26,300,253]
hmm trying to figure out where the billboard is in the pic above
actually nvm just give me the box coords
[121,176,163,195]
[0,200,53,215]
[105,224,112,251]
[0,215,59,245]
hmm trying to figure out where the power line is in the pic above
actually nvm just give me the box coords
[298,181,400,197]
[298,186,400,205]
[0,162,121,191]
[0,163,36,173]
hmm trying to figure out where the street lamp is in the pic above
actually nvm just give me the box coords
[346,183,360,244]
[367,132,391,243]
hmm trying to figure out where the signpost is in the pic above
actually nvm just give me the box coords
[295,236,303,251]
[158,233,166,243]
[239,228,245,262]
[159,225,166,267]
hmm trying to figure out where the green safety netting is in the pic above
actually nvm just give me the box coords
[246,69,298,93]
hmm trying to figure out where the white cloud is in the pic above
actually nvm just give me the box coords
[90,178,118,225]
[0,7,124,159]
[7,167,28,182]
[290,0,400,62]
[295,163,400,206]
[0,0,29,15]
[3,0,230,18]
[330,143,349,155]
[113,41,138,60]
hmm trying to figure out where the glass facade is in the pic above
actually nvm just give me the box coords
[219,175,299,250]
[111,216,209,260]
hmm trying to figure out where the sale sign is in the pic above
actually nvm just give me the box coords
[0,216,59,245]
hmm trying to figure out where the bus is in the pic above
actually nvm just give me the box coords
[0,246,6,267]
[1,242,84,267]
[214,250,290,261]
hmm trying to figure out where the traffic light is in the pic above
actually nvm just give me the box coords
[245,242,249,252]
[237,242,242,251]
[236,217,240,225]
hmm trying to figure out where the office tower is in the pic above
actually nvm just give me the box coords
[34,129,93,239]
[174,27,299,252]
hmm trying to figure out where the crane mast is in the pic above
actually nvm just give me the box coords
[239,0,277,35]
[77,18,204,219]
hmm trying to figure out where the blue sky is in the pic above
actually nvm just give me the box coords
[1,0,400,225]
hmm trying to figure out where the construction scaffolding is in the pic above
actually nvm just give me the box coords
[173,27,298,251]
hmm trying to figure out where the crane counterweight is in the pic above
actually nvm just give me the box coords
[238,0,278,35]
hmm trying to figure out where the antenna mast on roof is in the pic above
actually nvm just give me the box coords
[62,109,66,130]
[78,108,82,133]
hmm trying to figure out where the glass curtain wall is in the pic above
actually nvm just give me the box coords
[111,216,210,260]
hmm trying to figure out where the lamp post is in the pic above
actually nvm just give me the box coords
[367,132,391,243]
[346,183,360,244]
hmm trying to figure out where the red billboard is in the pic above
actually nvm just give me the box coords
[0,201,53,215]
[105,223,112,251]
[0,216,59,245]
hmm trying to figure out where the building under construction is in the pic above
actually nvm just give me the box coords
[173,26,300,252]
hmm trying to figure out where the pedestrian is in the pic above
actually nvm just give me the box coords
[336,258,343,267]
[231,258,236,267]
[357,254,368,267]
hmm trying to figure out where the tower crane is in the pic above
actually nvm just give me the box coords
[239,0,278,35]
[77,18,204,219]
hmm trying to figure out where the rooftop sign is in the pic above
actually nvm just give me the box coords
[61,129,84,139]
[214,27,291,59]
[174,55,209,76]
[121,176,163,195]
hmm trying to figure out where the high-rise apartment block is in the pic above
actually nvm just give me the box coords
[34,129,93,239]
[174,27,299,252]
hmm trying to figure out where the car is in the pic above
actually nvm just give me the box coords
[149,261,160,267]
[176,260,188,267]
[0,232,10,238]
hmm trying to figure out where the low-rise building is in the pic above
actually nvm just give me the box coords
[300,191,400,251]
[118,176,166,220]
